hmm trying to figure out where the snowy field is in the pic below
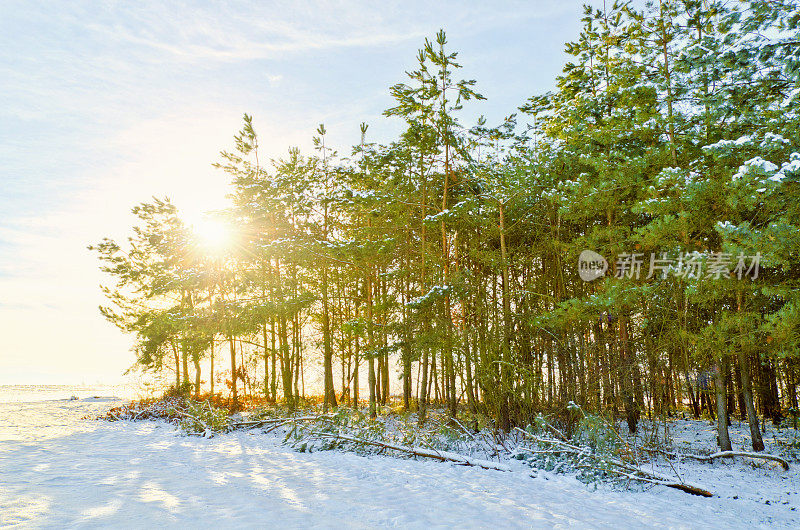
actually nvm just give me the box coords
[1,395,799,528]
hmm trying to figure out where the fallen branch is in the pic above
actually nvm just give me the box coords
[682,451,789,470]
[232,414,334,429]
[514,427,714,497]
[513,427,590,456]
[516,447,577,457]
[309,431,511,471]
[450,417,478,441]
[542,420,569,442]
[600,467,714,497]
[617,461,714,497]
[174,410,212,436]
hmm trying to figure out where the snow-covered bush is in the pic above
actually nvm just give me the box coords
[514,402,638,487]
[102,396,231,437]
[174,400,231,437]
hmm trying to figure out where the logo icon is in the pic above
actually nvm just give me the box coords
[579,250,608,282]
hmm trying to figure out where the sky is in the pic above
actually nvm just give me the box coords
[0,0,595,385]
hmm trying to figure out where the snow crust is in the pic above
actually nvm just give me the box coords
[1,399,799,528]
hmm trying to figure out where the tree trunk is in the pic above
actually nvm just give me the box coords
[270,317,277,403]
[228,336,238,411]
[714,359,733,451]
[367,273,377,419]
[193,353,201,397]
[354,294,360,407]
[737,290,764,450]
[618,315,638,433]
[498,202,512,430]
[321,264,337,411]
[172,342,180,390]
[738,348,764,451]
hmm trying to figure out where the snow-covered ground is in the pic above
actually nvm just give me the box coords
[1,397,799,528]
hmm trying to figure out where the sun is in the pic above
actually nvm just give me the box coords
[191,216,233,255]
